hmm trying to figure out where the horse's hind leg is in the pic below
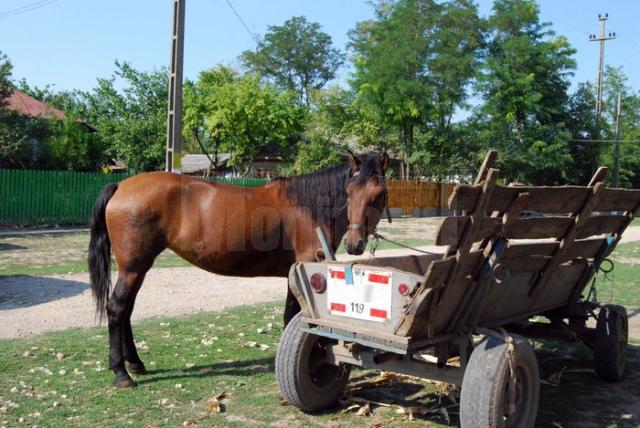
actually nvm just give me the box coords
[107,270,145,387]
[122,274,147,375]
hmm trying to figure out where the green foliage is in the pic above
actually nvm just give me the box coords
[598,66,640,188]
[82,61,168,172]
[349,0,483,177]
[0,52,52,169]
[291,87,350,174]
[185,66,305,175]
[45,115,105,172]
[564,82,603,184]
[0,50,12,102]
[474,0,576,184]
[241,16,345,106]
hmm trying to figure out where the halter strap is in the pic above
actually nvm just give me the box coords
[347,223,365,230]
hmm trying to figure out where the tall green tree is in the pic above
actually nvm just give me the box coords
[184,66,305,176]
[599,66,640,188]
[349,0,482,178]
[82,61,168,171]
[0,51,53,169]
[564,82,602,184]
[292,86,351,174]
[0,51,11,102]
[475,0,576,184]
[241,16,345,106]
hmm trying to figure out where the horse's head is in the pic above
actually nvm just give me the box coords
[344,151,390,255]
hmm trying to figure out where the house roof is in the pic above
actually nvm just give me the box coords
[181,153,232,174]
[5,90,65,120]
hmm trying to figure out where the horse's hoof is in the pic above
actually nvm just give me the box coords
[127,363,147,375]
[113,376,136,388]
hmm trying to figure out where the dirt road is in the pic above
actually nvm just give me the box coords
[1,225,639,340]
[0,245,447,339]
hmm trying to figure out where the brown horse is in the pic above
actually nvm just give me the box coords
[88,152,389,387]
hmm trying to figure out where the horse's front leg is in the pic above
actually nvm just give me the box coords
[283,287,301,327]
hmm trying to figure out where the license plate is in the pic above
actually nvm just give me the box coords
[326,266,392,322]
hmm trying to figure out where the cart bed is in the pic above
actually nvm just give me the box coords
[288,158,640,352]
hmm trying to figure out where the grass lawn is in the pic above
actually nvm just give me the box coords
[2,302,640,427]
[0,303,452,427]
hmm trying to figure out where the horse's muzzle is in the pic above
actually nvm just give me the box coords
[345,237,367,255]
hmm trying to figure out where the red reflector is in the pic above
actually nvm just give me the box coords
[310,273,326,293]
[330,270,345,280]
[398,283,410,296]
[331,303,346,312]
[368,273,389,284]
[370,308,387,319]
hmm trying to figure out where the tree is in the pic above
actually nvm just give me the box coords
[44,115,105,172]
[241,16,345,106]
[0,51,11,103]
[599,66,640,188]
[292,86,351,174]
[0,51,53,169]
[82,61,168,171]
[564,82,602,184]
[185,66,305,175]
[349,0,483,178]
[474,0,576,184]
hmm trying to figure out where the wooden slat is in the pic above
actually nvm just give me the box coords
[496,256,550,273]
[499,239,604,269]
[436,216,468,246]
[490,186,590,213]
[448,185,481,212]
[449,185,592,214]
[563,237,607,260]
[505,217,574,239]
[529,183,606,296]
[503,241,559,258]
[437,216,507,246]
[596,188,640,212]
[576,214,628,239]
[474,150,498,184]
[422,257,456,289]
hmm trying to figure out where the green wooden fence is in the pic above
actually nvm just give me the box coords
[0,169,267,226]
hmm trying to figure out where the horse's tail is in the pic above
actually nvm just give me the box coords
[88,183,118,321]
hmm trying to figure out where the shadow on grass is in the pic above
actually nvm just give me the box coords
[0,275,87,309]
[0,243,26,251]
[136,357,275,385]
[535,341,640,427]
[343,342,640,426]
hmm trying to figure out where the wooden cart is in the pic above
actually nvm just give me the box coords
[275,151,640,427]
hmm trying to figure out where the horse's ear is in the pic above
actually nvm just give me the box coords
[380,152,390,174]
[347,149,360,172]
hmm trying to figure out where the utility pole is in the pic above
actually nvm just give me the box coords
[166,0,186,173]
[613,93,622,187]
[589,13,616,120]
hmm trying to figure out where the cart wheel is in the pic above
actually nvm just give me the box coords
[460,334,539,428]
[593,304,628,382]
[275,312,351,412]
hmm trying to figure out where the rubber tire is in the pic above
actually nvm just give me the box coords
[275,312,351,412]
[593,304,628,382]
[460,334,540,428]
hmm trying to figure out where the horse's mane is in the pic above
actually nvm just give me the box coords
[277,153,383,224]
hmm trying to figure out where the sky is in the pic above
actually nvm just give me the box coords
[1,0,639,96]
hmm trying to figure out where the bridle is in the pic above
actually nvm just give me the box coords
[344,178,392,237]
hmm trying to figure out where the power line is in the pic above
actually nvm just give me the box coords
[0,0,59,20]
[224,0,261,46]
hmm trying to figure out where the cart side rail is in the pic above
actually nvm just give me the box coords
[396,158,640,339]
